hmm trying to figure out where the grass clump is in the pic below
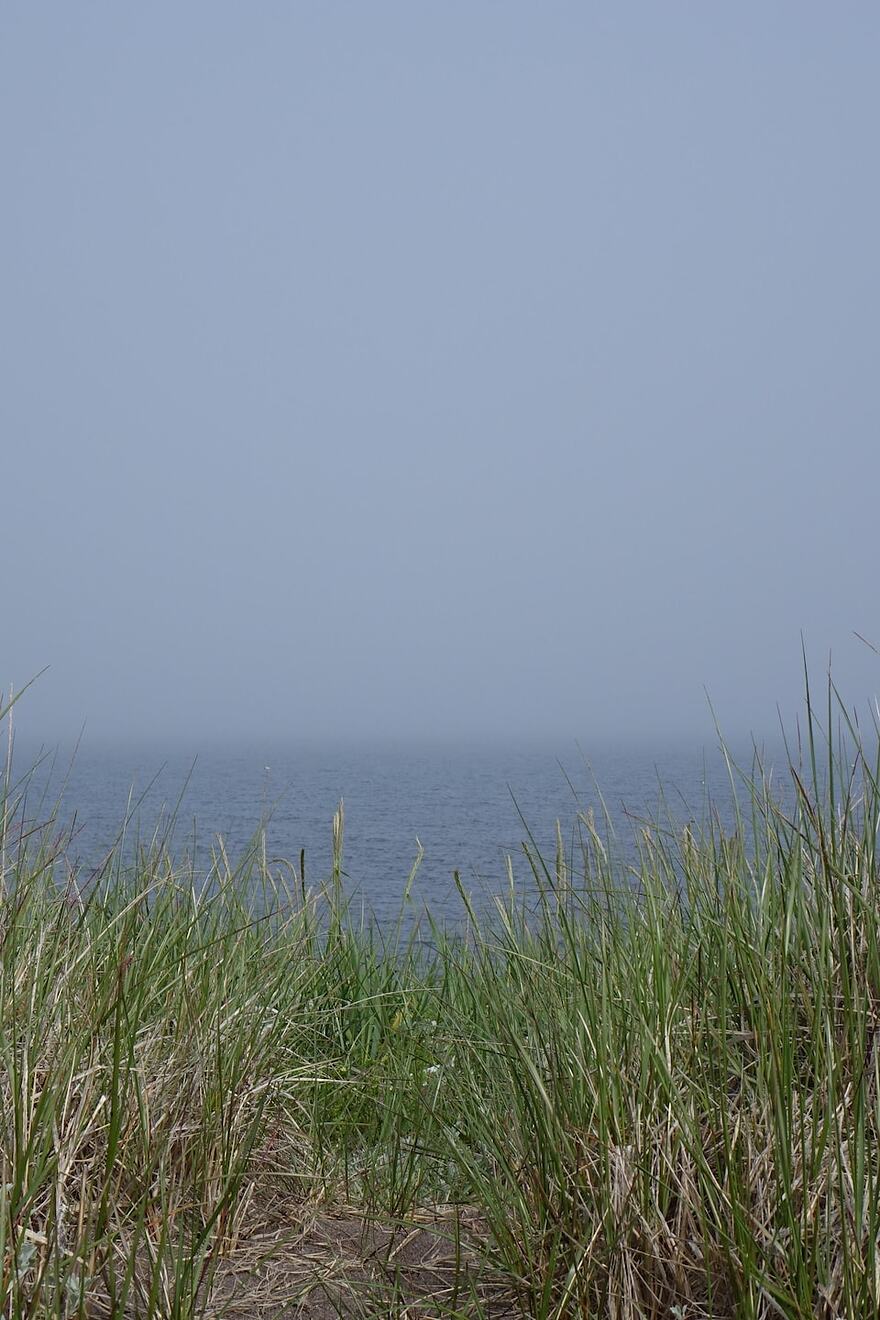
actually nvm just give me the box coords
[1,677,880,1316]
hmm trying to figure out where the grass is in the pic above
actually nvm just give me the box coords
[1,675,880,1317]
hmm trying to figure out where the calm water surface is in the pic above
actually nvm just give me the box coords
[12,740,788,926]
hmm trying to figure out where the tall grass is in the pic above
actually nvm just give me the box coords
[1,677,879,1316]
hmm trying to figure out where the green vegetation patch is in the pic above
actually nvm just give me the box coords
[1,678,879,1317]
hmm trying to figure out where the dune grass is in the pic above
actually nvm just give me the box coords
[1,678,880,1317]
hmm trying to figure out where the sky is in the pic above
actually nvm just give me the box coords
[2,3,879,749]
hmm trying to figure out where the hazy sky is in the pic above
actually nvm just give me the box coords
[2,4,878,747]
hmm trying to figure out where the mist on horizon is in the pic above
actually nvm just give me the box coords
[3,4,878,751]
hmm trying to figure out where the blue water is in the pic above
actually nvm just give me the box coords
[10,739,788,926]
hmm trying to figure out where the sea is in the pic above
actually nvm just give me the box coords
[8,738,791,928]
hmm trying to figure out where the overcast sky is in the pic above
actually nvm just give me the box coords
[2,4,878,748]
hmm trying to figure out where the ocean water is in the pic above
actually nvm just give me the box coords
[10,739,788,927]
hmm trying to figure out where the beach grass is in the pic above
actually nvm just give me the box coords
[1,678,880,1317]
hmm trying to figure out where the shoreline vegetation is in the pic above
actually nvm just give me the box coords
[2,679,880,1317]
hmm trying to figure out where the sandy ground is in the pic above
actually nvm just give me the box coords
[84,1206,517,1318]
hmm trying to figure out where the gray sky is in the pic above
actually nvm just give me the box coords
[2,3,878,747]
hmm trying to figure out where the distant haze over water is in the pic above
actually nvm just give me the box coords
[3,7,878,753]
